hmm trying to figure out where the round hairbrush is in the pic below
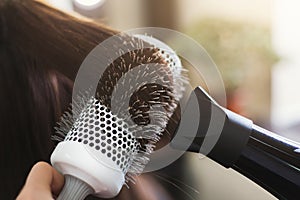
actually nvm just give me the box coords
[51,34,187,199]
[52,97,146,199]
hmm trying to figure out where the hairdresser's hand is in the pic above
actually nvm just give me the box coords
[17,162,64,200]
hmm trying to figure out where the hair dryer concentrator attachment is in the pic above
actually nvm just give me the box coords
[171,86,300,199]
[171,86,253,168]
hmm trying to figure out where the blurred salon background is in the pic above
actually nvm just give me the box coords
[43,0,300,199]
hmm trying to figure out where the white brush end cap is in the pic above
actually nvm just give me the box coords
[51,141,125,198]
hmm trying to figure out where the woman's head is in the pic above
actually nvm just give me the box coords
[0,1,116,198]
[0,47,73,198]
[0,1,181,199]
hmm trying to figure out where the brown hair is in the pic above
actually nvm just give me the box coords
[0,1,178,199]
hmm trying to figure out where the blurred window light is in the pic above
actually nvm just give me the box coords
[271,0,300,142]
[73,0,106,10]
[46,0,73,12]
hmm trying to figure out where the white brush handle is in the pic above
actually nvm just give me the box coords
[57,175,93,200]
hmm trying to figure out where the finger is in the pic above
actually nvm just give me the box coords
[25,162,54,192]
[50,165,65,196]
[27,161,65,196]
[17,162,54,199]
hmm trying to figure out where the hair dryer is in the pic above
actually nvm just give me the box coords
[171,86,300,200]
